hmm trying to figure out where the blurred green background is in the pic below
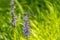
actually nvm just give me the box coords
[0,0,60,40]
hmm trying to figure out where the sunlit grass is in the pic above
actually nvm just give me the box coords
[0,0,60,40]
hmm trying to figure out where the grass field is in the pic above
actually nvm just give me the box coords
[0,0,60,40]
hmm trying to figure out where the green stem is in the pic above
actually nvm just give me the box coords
[14,0,24,14]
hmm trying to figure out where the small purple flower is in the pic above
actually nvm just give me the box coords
[24,16,28,21]
[10,0,14,5]
[24,31,30,36]
[10,10,14,14]
[12,19,17,26]
[23,27,30,37]
[26,26,30,29]
[23,27,27,32]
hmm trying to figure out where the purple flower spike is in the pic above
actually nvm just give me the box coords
[23,13,30,37]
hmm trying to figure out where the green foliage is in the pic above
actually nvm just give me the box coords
[0,0,60,40]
